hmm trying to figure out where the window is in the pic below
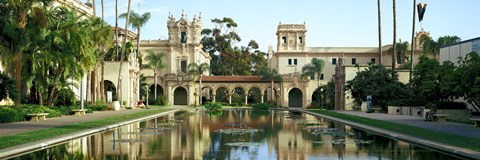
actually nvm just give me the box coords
[352,58,356,65]
[310,74,315,80]
[320,74,324,80]
[181,61,187,73]
[282,36,287,44]
[371,58,376,64]
[288,59,292,65]
[299,37,303,43]
[293,59,297,65]
[180,32,187,43]
[332,58,337,65]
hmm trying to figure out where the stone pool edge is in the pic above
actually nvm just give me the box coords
[0,109,181,159]
[299,109,480,160]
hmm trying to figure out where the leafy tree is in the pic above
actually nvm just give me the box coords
[0,71,17,102]
[301,58,325,109]
[422,35,461,59]
[411,55,441,103]
[346,64,407,108]
[388,40,409,68]
[143,50,166,101]
[0,0,53,105]
[455,52,480,112]
[188,62,210,105]
[260,67,282,104]
[201,17,267,76]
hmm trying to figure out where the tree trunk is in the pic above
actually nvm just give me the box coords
[14,53,22,106]
[101,0,104,20]
[137,28,141,59]
[92,0,96,16]
[117,0,131,104]
[101,61,106,103]
[199,75,202,105]
[377,0,382,64]
[271,80,274,104]
[154,72,157,99]
[86,70,90,103]
[410,0,416,82]
[392,0,397,76]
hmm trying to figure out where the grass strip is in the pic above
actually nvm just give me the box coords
[308,109,480,152]
[0,106,172,149]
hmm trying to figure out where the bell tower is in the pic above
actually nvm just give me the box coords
[276,22,307,52]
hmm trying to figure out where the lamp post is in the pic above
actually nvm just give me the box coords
[320,88,323,110]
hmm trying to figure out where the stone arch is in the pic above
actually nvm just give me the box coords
[104,80,116,103]
[213,85,230,94]
[200,85,214,104]
[311,88,321,107]
[173,87,188,105]
[149,84,164,100]
[215,87,229,103]
[288,88,303,107]
[231,87,246,105]
[263,87,279,104]
[247,87,262,104]
[230,85,247,94]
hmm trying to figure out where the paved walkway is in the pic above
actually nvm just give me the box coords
[335,110,480,139]
[0,106,191,137]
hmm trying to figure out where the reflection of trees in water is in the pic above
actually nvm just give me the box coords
[13,145,89,160]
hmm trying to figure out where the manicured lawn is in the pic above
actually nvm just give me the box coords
[0,106,172,149]
[309,110,480,152]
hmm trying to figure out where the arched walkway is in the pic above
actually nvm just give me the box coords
[231,87,245,105]
[104,80,116,102]
[264,87,278,104]
[288,88,303,107]
[248,87,262,104]
[173,87,188,105]
[215,87,229,103]
[149,84,163,100]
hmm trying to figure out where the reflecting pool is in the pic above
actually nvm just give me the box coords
[10,110,464,160]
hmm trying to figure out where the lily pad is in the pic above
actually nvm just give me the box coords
[225,142,262,147]
[215,128,264,135]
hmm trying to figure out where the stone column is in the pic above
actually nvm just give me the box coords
[261,94,264,103]
[212,93,216,102]
[244,94,248,105]
[228,94,232,104]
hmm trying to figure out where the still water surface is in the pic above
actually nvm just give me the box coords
[10,110,463,160]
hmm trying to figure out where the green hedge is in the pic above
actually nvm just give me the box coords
[251,103,270,110]
[0,103,109,123]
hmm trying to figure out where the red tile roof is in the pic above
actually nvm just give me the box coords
[200,76,272,82]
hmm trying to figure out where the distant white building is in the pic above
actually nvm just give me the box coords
[440,37,480,65]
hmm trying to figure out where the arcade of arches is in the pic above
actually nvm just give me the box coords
[146,73,325,108]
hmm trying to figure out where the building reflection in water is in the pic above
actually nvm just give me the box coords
[11,110,461,160]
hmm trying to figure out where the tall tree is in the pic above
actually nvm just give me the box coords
[1,0,52,105]
[422,35,461,59]
[377,0,382,64]
[409,0,417,82]
[87,17,113,103]
[260,67,282,104]
[301,58,325,109]
[120,10,151,62]
[117,0,131,104]
[388,40,409,68]
[0,71,17,102]
[143,50,166,101]
[101,0,104,20]
[392,0,397,76]
[188,62,210,105]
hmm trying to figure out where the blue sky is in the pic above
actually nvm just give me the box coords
[91,0,480,52]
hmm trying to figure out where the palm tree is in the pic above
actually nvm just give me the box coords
[188,62,210,105]
[0,71,17,102]
[389,40,410,68]
[301,58,325,109]
[143,50,166,101]
[87,17,113,103]
[422,35,461,59]
[392,0,397,76]
[119,10,151,61]
[117,0,131,104]
[377,0,382,64]
[260,67,282,105]
[2,0,52,105]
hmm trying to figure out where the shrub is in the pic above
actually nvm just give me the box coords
[86,103,108,112]
[16,104,63,118]
[55,88,77,106]
[251,103,270,110]
[435,101,467,110]
[203,102,223,113]
[0,107,24,123]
